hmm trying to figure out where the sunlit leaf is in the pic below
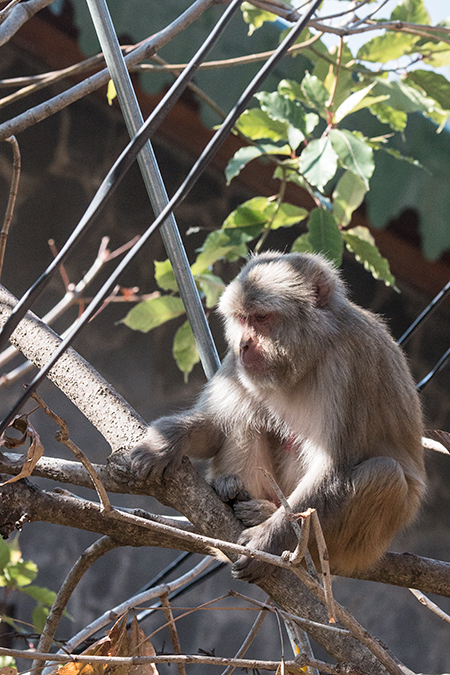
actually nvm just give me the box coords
[329,129,374,187]
[390,0,430,24]
[22,585,57,606]
[291,233,313,254]
[0,538,11,572]
[121,296,185,332]
[191,229,248,274]
[300,137,338,190]
[241,1,277,35]
[173,321,200,381]
[255,92,307,134]
[154,260,178,292]
[301,73,329,115]
[225,143,290,184]
[196,273,225,308]
[332,171,367,228]
[356,32,417,63]
[406,70,450,111]
[373,78,439,114]
[306,208,343,266]
[334,83,386,122]
[106,80,116,106]
[5,559,37,587]
[343,227,396,286]
[235,108,288,142]
[369,102,407,132]
[32,605,49,633]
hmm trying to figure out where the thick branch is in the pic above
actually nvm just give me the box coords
[0,284,147,451]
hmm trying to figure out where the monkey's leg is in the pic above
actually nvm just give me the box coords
[324,456,416,575]
[210,475,252,504]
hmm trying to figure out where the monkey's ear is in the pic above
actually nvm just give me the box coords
[313,276,332,308]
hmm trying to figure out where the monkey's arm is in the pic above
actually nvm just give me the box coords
[131,410,225,480]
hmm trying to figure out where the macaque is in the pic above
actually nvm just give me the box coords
[132,252,426,581]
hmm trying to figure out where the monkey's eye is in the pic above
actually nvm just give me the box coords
[254,313,269,322]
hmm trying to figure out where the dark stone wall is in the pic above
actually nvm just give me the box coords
[1,44,450,673]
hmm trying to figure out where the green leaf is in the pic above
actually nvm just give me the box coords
[306,208,343,266]
[343,227,396,286]
[334,83,387,123]
[332,171,367,228]
[329,129,374,188]
[255,92,307,135]
[273,160,308,189]
[191,229,248,275]
[0,538,11,572]
[278,78,303,101]
[241,1,277,35]
[291,233,313,254]
[121,295,185,332]
[22,585,57,606]
[223,196,308,234]
[390,0,430,24]
[301,73,329,115]
[382,147,427,171]
[356,32,417,63]
[173,321,200,381]
[373,78,439,114]
[223,196,272,229]
[5,559,37,587]
[196,273,225,309]
[235,108,288,142]
[406,70,450,111]
[300,137,338,190]
[271,202,308,229]
[369,102,407,132]
[314,43,356,110]
[154,259,178,292]
[225,143,290,184]
[32,605,49,633]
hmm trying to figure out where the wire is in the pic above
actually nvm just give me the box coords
[398,279,450,346]
[0,0,243,354]
[0,0,322,435]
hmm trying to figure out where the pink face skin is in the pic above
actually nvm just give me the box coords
[238,312,276,373]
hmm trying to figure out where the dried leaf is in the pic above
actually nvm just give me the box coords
[0,420,44,485]
[129,615,158,675]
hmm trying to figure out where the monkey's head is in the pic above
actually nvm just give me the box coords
[218,252,347,387]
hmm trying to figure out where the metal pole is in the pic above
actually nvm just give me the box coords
[85,0,221,379]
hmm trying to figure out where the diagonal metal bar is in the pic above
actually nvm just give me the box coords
[0,0,240,356]
[0,0,322,435]
[85,0,225,380]
[398,279,450,346]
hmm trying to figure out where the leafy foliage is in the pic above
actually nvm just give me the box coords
[123,0,450,375]
[0,536,59,634]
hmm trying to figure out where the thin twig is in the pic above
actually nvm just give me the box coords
[30,392,112,511]
[32,536,119,675]
[220,607,268,675]
[0,646,363,675]
[409,588,450,625]
[0,136,20,279]
[61,556,214,653]
[310,510,336,623]
[228,591,349,636]
[160,593,186,675]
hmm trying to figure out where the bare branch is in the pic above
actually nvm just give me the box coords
[0,136,20,279]
[32,536,119,675]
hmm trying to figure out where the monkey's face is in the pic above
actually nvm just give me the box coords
[218,252,345,387]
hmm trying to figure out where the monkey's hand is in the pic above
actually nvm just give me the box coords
[232,513,295,583]
[233,499,277,527]
[210,475,252,504]
[131,420,184,480]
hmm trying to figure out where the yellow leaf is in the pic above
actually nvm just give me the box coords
[107,80,117,106]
